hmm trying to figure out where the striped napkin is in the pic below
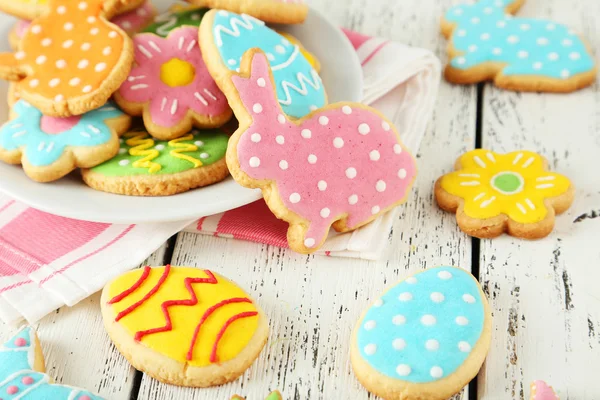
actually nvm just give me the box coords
[0,29,440,324]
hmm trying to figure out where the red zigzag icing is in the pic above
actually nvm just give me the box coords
[109,266,259,364]
[134,269,219,341]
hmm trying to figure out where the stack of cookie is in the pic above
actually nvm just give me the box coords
[0,0,327,196]
[0,0,149,183]
[0,0,419,256]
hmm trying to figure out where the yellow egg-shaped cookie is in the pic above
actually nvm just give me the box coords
[101,266,269,387]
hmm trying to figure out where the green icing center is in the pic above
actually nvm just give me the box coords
[142,8,209,37]
[492,172,523,194]
[92,129,229,177]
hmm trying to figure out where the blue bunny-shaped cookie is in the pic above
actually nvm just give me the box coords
[441,0,596,92]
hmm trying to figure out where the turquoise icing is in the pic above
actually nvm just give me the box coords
[212,10,326,118]
[0,327,104,399]
[356,267,485,383]
[444,0,594,78]
[0,100,125,167]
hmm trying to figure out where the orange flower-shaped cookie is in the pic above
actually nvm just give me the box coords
[0,0,134,117]
[435,149,574,239]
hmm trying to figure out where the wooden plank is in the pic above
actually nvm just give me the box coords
[477,0,600,398]
[0,245,169,400]
[137,1,478,398]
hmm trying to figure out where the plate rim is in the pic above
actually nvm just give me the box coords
[0,5,363,224]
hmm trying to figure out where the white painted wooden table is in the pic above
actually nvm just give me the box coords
[2,0,600,399]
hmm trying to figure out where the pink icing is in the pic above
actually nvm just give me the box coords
[232,53,417,248]
[79,396,92,400]
[14,338,27,347]
[40,115,81,135]
[113,1,155,34]
[118,27,229,128]
[6,387,18,395]
[21,376,34,385]
[531,381,559,400]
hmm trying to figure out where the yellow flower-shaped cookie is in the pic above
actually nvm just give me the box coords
[435,149,574,239]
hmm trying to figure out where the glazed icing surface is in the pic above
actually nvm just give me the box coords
[356,267,485,383]
[107,266,260,367]
[91,128,228,176]
[445,0,595,79]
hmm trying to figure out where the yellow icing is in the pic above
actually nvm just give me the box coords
[125,132,161,173]
[168,135,203,168]
[107,267,259,367]
[160,58,196,87]
[440,149,571,224]
[15,0,47,3]
[169,3,198,12]
[278,32,320,71]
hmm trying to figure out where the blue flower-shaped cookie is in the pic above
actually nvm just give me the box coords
[0,100,130,182]
[0,327,104,399]
[208,10,326,118]
[442,0,596,92]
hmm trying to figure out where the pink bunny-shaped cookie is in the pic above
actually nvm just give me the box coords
[225,50,417,254]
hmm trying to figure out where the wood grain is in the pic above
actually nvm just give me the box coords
[136,0,477,398]
[2,0,598,399]
[477,1,600,399]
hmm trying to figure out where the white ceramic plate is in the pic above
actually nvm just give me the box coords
[0,1,362,223]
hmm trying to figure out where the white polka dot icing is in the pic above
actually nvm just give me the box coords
[230,52,417,253]
[444,0,595,79]
[356,267,487,383]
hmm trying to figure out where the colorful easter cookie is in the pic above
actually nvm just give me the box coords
[441,0,597,92]
[200,10,326,118]
[0,327,104,399]
[142,7,209,37]
[232,391,283,400]
[9,2,155,50]
[82,128,230,196]
[351,267,492,400]
[0,100,130,182]
[531,380,559,400]
[434,149,574,239]
[188,0,307,24]
[101,266,269,387]
[0,0,135,117]
[115,27,231,140]
[223,50,417,254]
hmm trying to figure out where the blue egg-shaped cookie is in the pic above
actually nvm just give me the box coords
[205,9,327,118]
[351,266,492,400]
